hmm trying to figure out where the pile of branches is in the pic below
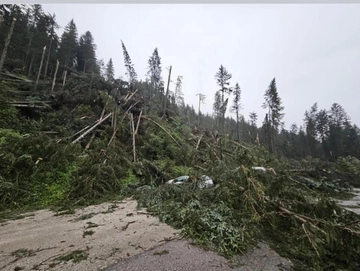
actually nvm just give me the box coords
[135,132,360,270]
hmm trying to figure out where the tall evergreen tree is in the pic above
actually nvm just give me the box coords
[43,12,59,79]
[328,103,349,159]
[304,103,318,157]
[173,75,184,107]
[316,109,329,157]
[249,112,258,143]
[262,78,284,153]
[76,31,98,74]
[121,40,137,86]
[196,93,206,128]
[105,58,114,83]
[214,65,232,133]
[147,47,163,97]
[231,82,241,141]
[58,19,78,70]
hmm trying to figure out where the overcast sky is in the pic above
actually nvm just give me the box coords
[42,4,360,128]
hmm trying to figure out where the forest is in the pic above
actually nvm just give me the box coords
[1,4,360,271]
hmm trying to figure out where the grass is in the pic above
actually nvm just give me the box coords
[82,230,95,238]
[0,211,35,223]
[53,209,76,216]
[85,221,99,229]
[75,212,96,221]
[153,250,169,256]
[11,248,35,259]
[54,249,89,263]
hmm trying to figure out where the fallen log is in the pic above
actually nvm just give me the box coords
[71,113,112,144]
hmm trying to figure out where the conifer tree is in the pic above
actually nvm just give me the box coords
[196,93,206,128]
[147,47,163,97]
[58,19,78,70]
[214,65,232,133]
[304,103,318,157]
[121,40,137,85]
[231,82,241,141]
[262,78,284,153]
[76,31,98,74]
[173,75,184,107]
[105,58,114,83]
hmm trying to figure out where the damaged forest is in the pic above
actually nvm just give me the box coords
[1,4,360,271]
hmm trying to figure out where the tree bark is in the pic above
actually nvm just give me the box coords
[162,65,172,118]
[35,46,46,90]
[62,69,67,86]
[44,37,52,80]
[130,113,136,162]
[72,113,112,144]
[51,60,59,92]
[0,18,16,77]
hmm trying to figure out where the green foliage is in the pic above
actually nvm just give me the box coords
[136,145,360,270]
[54,249,88,263]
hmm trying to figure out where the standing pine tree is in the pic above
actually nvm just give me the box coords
[249,111,258,143]
[213,90,223,130]
[214,65,232,133]
[105,58,114,83]
[76,31,98,74]
[121,40,137,86]
[328,103,349,159]
[173,75,184,107]
[147,48,163,98]
[304,103,318,157]
[231,82,242,141]
[43,12,59,79]
[316,109,329,157]
[262,78,284,153]
[58,19,78,71]
[196,93,206,128]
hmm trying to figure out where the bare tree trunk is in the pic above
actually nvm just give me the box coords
[51,60,59,93]
[198,96,201,128]
[62,69,67,86]
[27,53,36,78]
[35,46,46,90]
[0,18,16,77]
[162,65,172,118]
[72,113,112,144]
[130,113,136,162]
[44,38,52,80]
[236,111,239,142]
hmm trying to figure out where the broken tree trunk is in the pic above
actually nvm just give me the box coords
[85,99,108,149]
[162,65,172,118]
[0,17,16,78]
[27,53,36,78]
[35,45,46,90]
[135,110,143,135]
[196,135,204,150]
[130,113,136,162]
[62,69,67,86]
[43,37,52,80]
[51,60,59,93]
[72,113,112,144]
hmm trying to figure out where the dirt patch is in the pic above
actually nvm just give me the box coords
[103,240,293,271]
[0,199,180,271]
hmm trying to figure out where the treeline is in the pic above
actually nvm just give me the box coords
[1,4,359,162]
